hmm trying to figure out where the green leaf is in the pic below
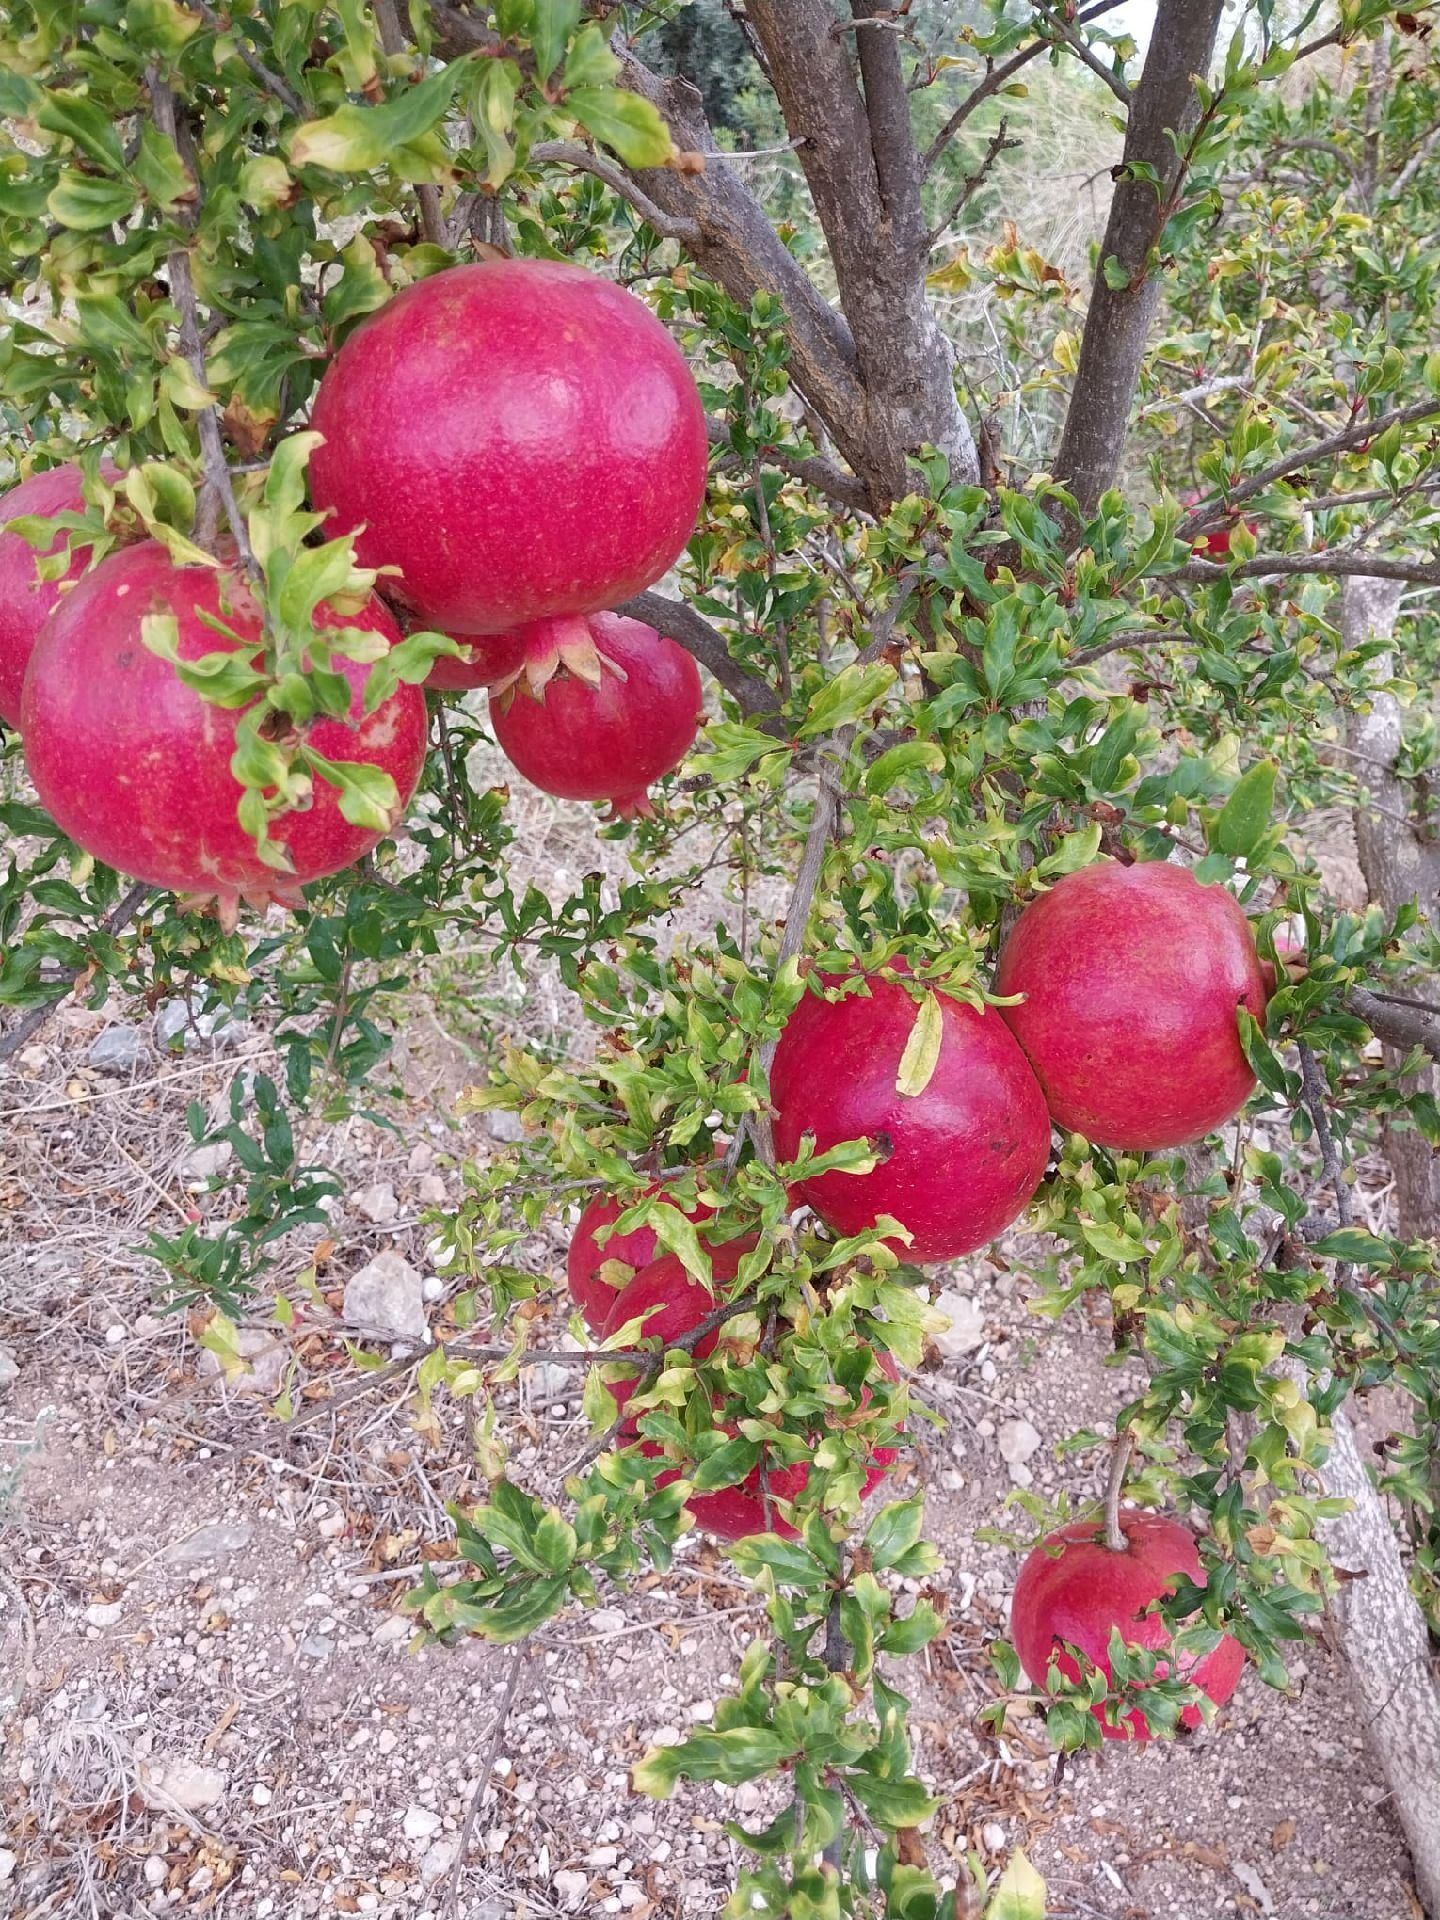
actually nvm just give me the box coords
[727,1535,830,1590]
[864,740,945,794]
[36,88,127,170]
[634,1727,792,1797]
[1312,1228,1392,1265]
[530,1507,578,1573]
[563,19,618,88]
[48,171,138,231]
[864,1495,926,1570]
[301,750,402,833]
[895,992,943,1099]
[1236,1006,1291,1097]
[691,1434,762,1492]
[841,1770,938,1827]
[569,87,675,170]
[986,1848,1046,1920]
[532,0,580,83]
[290,63,463,173]
[796,661,896,740]
[1210,761,1276,858]
[879,1599,946,1656]
[131,122,194,210]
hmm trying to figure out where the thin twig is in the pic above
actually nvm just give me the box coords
[373,0,447,246]
[441,1646,529,1920]
[1030,0,1133,105]
[529,139,702,244]
[924,117,1019,253]
[1103,1427,1134,1552]
[0,883,151,1067]
[191,0,305,115]
[1297,1040,1352,1230]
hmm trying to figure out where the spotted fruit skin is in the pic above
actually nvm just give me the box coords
[490,612,702,817]
[567,1180,716,1334]
[1010,1512,1245,1742]
[770,972,1051,1262]
[0,462,117,728]
[309,260,708,635]
[20,542,426,908]
[995,860,1267,1150]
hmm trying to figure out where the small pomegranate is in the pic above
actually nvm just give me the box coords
[601,1254,899,1540]
[567,1178,716,1333]
[21,542,427,913]
[489,612,702,818]
[770,971,1051,1262]
[1011,1512,1244,1742]
[0,461,118,729]
[995,861,1267,1150]
[1181,489,1257,557]
[309,259,708,634]
[425,626,529,693]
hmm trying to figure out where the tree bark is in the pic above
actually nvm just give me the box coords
[1052,0,1226,519]
[1342,576,1440,1236]
[1286,1369,1440,1918]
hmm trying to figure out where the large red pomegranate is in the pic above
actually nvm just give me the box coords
[1011,1512,1245,1742]
[567,1178,716,1333]
[601,1254,899,1540]
[769,971,1051,1262]
[308,259,708,635]
[489,612,702,818]
[21,542,427,911]
[995,861,1267,1150]
[0,461,117,729]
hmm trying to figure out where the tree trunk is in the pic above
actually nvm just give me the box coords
[1342,575,1440,1236]
[1286,1369,1440,1917]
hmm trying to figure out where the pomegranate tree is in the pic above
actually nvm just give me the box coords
[995,860,1267,1150]
[567,1179,716,1333]
[601,1249,897,1541]
[21,542,427,911]
[770,971,1051,1261]
[489,612,702,817]
[1011,1512,1245,1742]
[309,259,708,635]
[0,462,116,729]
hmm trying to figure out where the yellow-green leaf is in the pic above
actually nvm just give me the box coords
[895,990,943,1098]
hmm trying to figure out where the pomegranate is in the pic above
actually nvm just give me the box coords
[308,259,708,634]
[601,1255,899,1540]
[1011,1512,1244,1741]
[425,626,529,693]
[567,1177,716,1334]
[1181,489,1257,557]
[21,541,427,912]
[995,860,1267,1150]
[769,971,1051,1262]
[0,461,117,729]
[489,612,702,818]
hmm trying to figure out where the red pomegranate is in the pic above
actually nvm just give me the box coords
[309,259,708,634]
[0,461,118,729]
[21,542,427,912]
[489,612,702,818]
[769,971,1051,1262]
[425,626,529,693]
[1011,1512,1245,1742]
[1181,489,1257,557]
[995,861,1267,1150]
[601,1255,899,1540]
[568,1178,716,1333]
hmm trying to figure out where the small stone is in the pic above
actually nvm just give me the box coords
[155,993,250,1050]
[143,1760,226,1813]
[485,1109,525,1145]
[166,1521,253,1563]
[1233,1863,1275,1914]
[1007,1461,1034,1488]
[734,1782,763,1814]
[352,1181,400,1225]
[554,1869,590,1911]
[373,1614,411,1647]
[688,1700,714,1724]
[416,1174,447,1207]
[975,1417,995,1439]
[648,1726,681,1748]
[422,1275,445,1302]
[143,1855,167,1888]
[18,1045,47,1074]
[343,1251,428,1345]
[997,1417,1041,1466]
[402,1806,443,1842]
[317,1510,346,1540]
[104,1323,127,1346]
[85,1601,124,1628]
[421,1839,459,1882]
[251,1783,273,1807]
[0,1347,18,1395]
[589,1846,619,1868]
[931,1289,986,1358]
[183,1141,234,1181]
[298,1634,333,1660]
[377,1729,400,1755]
[87,1026,148,1075]
[197,1327,288,1398]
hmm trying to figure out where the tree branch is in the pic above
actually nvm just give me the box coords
[373,0,447,246]
[1176,397,1440,537]
[614,589,783,728]
[1350,987,1440,1065]
[1174,551,1440,589]
[529,139,701,244]
[1030,0,1132,106]
[191,0,305,116]
[705,418,870,515]
[924,117,1019,252]
[1052,0,1226,523]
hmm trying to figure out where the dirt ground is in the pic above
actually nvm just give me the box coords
[0,776,1423,1920]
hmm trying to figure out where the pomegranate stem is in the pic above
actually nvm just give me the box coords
[1104,1427,1134,1552]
